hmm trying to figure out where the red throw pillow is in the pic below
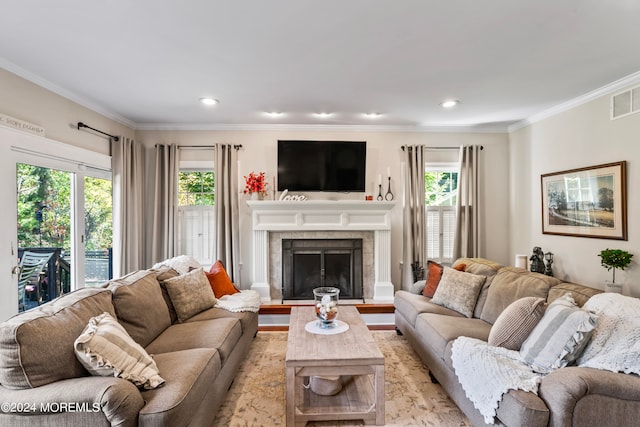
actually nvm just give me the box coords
[206,260,240,298]
[422,261,466,298]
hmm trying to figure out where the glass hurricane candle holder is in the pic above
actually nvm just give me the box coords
[313,287,340,329]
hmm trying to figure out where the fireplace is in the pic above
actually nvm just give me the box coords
[282,239,363,300]
[247,200,394,302]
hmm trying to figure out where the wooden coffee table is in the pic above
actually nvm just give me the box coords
[285,306,385,427]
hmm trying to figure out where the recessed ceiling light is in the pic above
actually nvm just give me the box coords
[440,100,460,108]
[200,97,219,106]
[265,111,284,117]
[314,112,333,118]
[364,112,383,119]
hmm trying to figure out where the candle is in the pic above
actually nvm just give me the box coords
[378,174,382,186]
[387,167,391,177]
[514,254,528,270]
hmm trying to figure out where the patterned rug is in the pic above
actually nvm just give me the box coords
[213,331,471,426]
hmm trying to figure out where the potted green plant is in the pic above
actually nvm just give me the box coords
[598,248,633,292]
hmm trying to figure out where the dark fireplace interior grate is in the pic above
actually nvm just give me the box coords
[282,239,363,300]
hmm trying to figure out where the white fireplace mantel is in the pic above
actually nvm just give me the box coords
[247,200,395,302]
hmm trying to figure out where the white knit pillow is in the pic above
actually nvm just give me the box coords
[74,312,165,389]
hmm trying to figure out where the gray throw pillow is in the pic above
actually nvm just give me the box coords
[410,280,426,294]
[163,268,216,322]
[431,267,486,318]
[520,294,598,373]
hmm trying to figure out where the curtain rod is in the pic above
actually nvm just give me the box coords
[174,144,243,150]
[401,145,483,151]
[77,122,119,142]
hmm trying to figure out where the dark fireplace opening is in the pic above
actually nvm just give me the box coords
[282,239,363,300]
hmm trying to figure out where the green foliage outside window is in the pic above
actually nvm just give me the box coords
[84,176,113,251]
[16,164,113,252]
[425,171,458,206]
[178,171,215,206]
[17,164,71,250]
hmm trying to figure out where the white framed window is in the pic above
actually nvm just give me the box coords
[177,160,216,266]
[425,163,458,264]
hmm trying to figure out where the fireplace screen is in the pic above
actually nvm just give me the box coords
[282,239,363,300]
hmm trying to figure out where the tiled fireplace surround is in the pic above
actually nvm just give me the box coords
[247,200,395,303]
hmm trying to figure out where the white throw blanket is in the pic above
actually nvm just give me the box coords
[451,292,640,424]
[451,337,542,424]
[152,255,201,275]
[214,289,262,313]
[577,293,640,375]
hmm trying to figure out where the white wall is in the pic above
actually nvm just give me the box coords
[138,129,510,290]
[0,68,134,155]
[510,89,640,296]
[0,67,511,312]
[0,69,134,321]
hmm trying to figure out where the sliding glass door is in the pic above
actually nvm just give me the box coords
[16,164,72,309]
[84,176,113,287]
[15,161,112,311]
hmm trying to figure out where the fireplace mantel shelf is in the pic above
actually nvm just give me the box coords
[247,200,395,231]
[247,199,395,302]
[247,200,395,209]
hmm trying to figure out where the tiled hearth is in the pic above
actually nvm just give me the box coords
[247,200,395,303]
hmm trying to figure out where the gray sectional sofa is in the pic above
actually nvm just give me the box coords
[0,266,258,426]
[395,257,640,427]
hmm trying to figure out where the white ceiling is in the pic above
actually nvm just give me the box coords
[2,0,640,132]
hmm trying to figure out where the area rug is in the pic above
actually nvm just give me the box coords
[213,331,471,426]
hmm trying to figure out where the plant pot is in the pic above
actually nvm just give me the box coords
[604,281,623,294]
[250,192,260,200]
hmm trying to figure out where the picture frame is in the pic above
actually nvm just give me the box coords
[541,161,627,240]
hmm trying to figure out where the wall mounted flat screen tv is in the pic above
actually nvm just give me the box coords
[277,140,366,192]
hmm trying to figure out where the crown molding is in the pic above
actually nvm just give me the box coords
[134,122,508,133]
[509,70,640,132]
[7,56,638,136]
[0,59,137,129]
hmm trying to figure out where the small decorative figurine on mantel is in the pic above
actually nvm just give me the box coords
[529,247,546,274]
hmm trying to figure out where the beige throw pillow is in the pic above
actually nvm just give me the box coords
[74,312,165,389]
[488,297,545,350]
[163,268,216,322]
[431,267,486,318]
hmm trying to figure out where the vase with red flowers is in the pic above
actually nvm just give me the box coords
[244,171,268,200]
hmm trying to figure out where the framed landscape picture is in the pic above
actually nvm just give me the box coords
[541,161,627,240]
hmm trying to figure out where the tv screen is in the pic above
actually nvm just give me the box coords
[277,140,366,192]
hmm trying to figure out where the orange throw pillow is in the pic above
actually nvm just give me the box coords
[422,261,466,298]
[206,260,240,298]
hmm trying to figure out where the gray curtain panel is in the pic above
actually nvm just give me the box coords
[402,145,426,288]
[215,144,240,282]
[151,144,178,264]
[111,137,146,276]
[453,145,481,259]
